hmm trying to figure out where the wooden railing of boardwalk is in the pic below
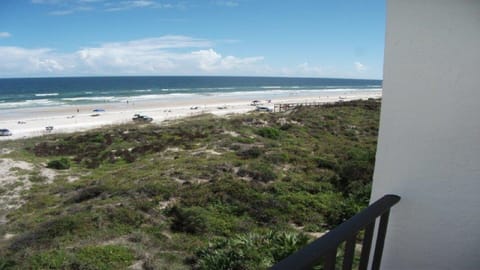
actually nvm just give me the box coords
[274,102,326,112]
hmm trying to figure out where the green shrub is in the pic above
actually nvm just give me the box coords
[27,245,135,270]
[265,152,288,164]
[46,157,70,170]
[136,181,176,200]
[29,172,48,183]
[195,231,309,270]
[236,146,262,159]
[27,250,69,269]
[279,123,293,130]
[316,157,338,170]
[167,206,208,234]
[68,186,104,203]
[166,205,240,236]
[253,163,277,182]
[0,258,15,270]
[10,215,80,251]
[107,206,145,228]
[337,147,375,194]
[71,245,135,270]
[256,127,281,139]
[238,164,277,182]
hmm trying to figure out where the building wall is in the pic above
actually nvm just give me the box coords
[371,0,480,269]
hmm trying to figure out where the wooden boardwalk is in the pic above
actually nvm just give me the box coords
[274,102,326,113]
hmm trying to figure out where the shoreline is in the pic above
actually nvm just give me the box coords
[0,90,381,140]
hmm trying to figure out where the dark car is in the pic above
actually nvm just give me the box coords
[255,106,272,112]
[0,129,12,136]
[132,114,153,123]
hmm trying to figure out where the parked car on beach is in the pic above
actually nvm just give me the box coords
[132,114,153,123]
[255,106,272,112]
[0,129,12,136]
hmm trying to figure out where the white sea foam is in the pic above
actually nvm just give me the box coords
[117,88,382,103]
[62,96,116,102]
[35,93,59,97]
[132,89,152,93]
[127,93,193,101]
[260,86,282,89]
[195,87,236,91]
[204,88,381,97]
[0,99,64,109]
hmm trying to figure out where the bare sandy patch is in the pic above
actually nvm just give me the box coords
[0,158,34,212]
[39,166,57,183]
[223,130,240,137]
[191,147,222,156]
[0,158,58,231]
[0,148,13,155]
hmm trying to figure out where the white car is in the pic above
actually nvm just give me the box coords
[0,129,12,136]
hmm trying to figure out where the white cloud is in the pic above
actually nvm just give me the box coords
[32,0,100,4]
[105,1,158,11]
[0,32,11,38]
[31,0,64,3]
[0,47,72,76]
[49,9,75,15]
[0,36,265,77]
[103,1,179,12]
[189,49,263,72]
[278,62,332,77]
[0,34,380,78]
[31,0,244,15]
[297,62,324,75]
[49,6,93,15]
[128,0,155,7]
[100,35,213,50]
[32,0,169,14]
[354,62,366,72]
[215,1,239,7]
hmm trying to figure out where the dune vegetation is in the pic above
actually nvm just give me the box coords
[0,99,380,269]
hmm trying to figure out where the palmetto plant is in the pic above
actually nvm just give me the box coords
[195,231,309,270]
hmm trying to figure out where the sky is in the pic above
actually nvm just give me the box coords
[0,0,386,79]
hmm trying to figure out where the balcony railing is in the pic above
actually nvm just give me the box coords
[270,194,400,270]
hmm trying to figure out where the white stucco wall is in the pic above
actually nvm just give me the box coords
[370,0,480,269]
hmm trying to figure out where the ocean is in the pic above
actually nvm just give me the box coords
[0,76,381,110]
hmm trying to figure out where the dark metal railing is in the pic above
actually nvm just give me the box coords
[271,194,400,270]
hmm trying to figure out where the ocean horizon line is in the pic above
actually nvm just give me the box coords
[0,75,383,81]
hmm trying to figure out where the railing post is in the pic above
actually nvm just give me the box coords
[270,194,400,270]
[358,222,375,270]
[371,210,391,270]
[342,234,357,270]
[323,249,337,270]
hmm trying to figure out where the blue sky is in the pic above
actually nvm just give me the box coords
[0,0,386,79]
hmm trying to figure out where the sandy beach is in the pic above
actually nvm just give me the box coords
[0,90,381,140]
